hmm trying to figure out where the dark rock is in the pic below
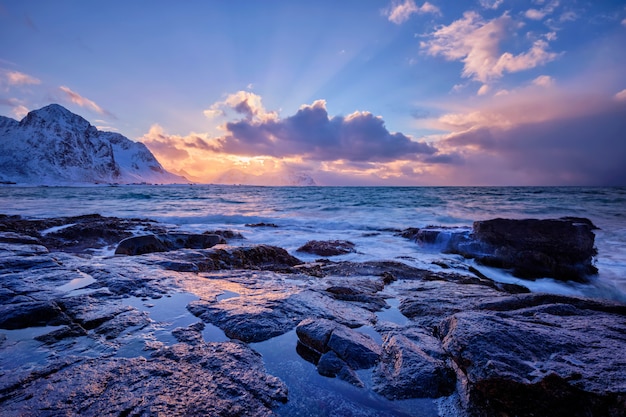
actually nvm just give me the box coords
[325,286,387,312]
[470,218,597,281]
[0,300,70,329]
[317,350,365,388]
[0,342,288,416]
[34,324,88,344]
[205,229,245,239]
[0,214,164,253]
[245,222,278,228]
[172,322,206,345]
[295,318,334,354]
[327,325,382,369]
[297,240,356,257]
[296,318,381,370]
[0,231,40,245]
[115,233,223,255]
[439,294,626,417]
[373,334,456,399]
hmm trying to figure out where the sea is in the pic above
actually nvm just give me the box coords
[2,185,626,416]
[2,185,625,303]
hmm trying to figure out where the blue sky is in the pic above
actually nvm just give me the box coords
[1,0,625,185]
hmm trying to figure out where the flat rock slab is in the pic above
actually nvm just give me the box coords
[0,342,288,416]
[439,293,626,416]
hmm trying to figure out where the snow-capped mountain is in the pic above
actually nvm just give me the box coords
[0,104,187,185]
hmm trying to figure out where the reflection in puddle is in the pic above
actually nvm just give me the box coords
[216,290,240,301]
[56,270,96,293]
[251,330,439,417]
[377,298,410,326]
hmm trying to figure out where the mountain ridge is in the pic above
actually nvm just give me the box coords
[0,104,187,185]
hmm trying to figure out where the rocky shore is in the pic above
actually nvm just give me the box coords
[0,214,624,416]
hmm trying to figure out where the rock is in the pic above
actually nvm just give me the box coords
[439,293,626,417]
[296,318,381,371]
[373,334,456,399]
[0,300,70,329]
[469,218,598,281]
[0,213,165,253]
[115,233,223,255]
[205,229,245,239]
[295,318,335,354]
[245,222,278,228]
[0,342,288,416]
[325,286,387,312]
[297,240,356,256]
[399,218,598,282]
[317,350,365,388]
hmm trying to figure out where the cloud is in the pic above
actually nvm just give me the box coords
[525,9,547,20]
[615,89,626,101]
[59,86,114,117]
[214,99,437,162]
[622,18,626,27]
[524,0,560,21]
[5,70,40,86]
[479,0,503,10]
[532,75,555,87]
[385,0,440,25]
[204,90,277,122]
[421,11,559,84]
[432,89,626,185]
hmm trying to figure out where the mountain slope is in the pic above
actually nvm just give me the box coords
[0,104,187,185]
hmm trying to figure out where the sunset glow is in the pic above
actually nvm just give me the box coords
[1,0,625,185]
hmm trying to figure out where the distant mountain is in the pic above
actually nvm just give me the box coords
[215,168,317,186]
[0,104,187,185]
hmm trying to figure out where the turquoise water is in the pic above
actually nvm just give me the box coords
[2,185,625,301]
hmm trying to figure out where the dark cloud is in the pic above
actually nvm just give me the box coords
[216,101,437,162]
[445,100,626,185]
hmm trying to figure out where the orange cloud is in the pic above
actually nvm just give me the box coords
[59,86,114,117]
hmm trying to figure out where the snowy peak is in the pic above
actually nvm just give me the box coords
[21,104,92,131]
[0,104,187,185]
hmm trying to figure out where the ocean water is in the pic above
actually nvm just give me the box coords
[1,185,625,302]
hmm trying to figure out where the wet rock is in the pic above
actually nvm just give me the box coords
[245,222,278,228]
[439,293,626,417]
[296,318,381,371]
[317,350,365,388]
[0,213,164,253]
[172,321,206,345]
[373,334,456,399]
[469,218,598,281]
[0,300,70,329]
[34,324,88,344]
[0,231,40,245]
[400,218,598,282]
[115,233,223,255]
[325,286,387,312]
[0,342,288,416]
[297,240,356,257]
[205,229,245,239]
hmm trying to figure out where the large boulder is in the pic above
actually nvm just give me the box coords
[296,318,381,386]
[401,218,598,282]
[373,333,456,399]
[469,218,597,281]
[439,293,626,417]
[297,240,356,257]
[115,233,223,255]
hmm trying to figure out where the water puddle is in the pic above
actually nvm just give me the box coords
[216,290,240,301]
[0,326,65,370]
[251,330,439,417]
[377,298,410,326]
[56,270,96,293]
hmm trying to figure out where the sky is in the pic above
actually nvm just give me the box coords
[1,0,625,186]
